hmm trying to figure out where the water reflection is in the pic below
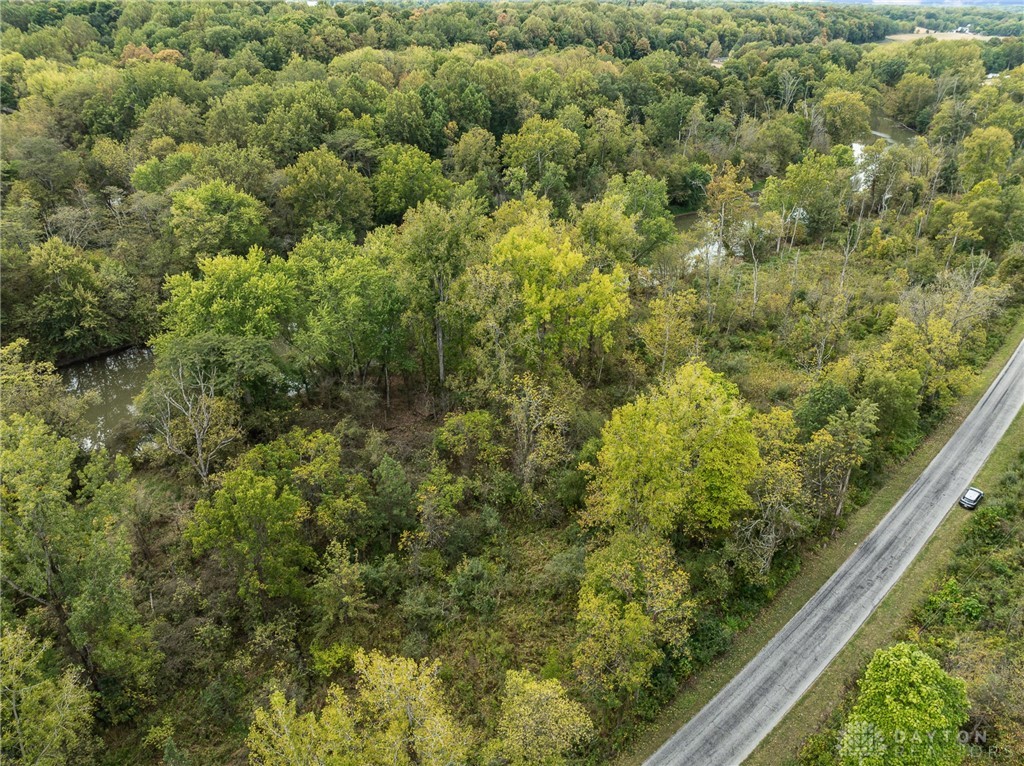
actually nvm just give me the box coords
[864,111,918,146]
[61,348,154,450]
[852,112,918,194]
[674,211,698,232]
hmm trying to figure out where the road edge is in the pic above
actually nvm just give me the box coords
[744,405,1024,765]
[614,312,1024,766]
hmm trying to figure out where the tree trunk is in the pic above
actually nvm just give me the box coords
[435,318,445,388]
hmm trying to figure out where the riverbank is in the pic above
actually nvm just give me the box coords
[53,342,144,369]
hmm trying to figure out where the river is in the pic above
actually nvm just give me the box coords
[852,111,918,192]
[61,347,154,450]
[675,111,918,244]
[860,110,918,146]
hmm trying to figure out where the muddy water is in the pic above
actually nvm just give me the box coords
[864,110,918,146]
[674,211,699,232]
[61,348,154,449]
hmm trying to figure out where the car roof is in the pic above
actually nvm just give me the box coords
[964,488,982,497]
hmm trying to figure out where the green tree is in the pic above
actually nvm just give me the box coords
[187,467,314,613]
[170,180,269,258]
[644,92,698,147]
[859,355,922,457]
[490,216,629,371]
[583,362,760,540]
[579,531,696,656]
[958,180,1007,255]
[958,126,1014,191]
[501,115,580,202]
[700,161,753,255]
[311,541,373,642]
[373,144,452,224]
[0,415,159,720]
[761,151,849,241]
[397,199,485,390]
[247,686,361,766]
[191,144,276,201]
[888,73,937,132]
[840,643,969,766]
[294,250,408,403]
[0,627,95,766]
[377,88,436,152]
[161,248,297,340]
[6,137,80,204]
[906,315,972,413]
[572,589,661,708]
[370,454,415,545]
[696,162,752,321]
[795,380,854,438]
[744,112,804,177]
[253,82,339,164]
[802,400,878,522]
[449,126,501,201]
[450,258,524,395]
[131,151,195,193]
[575,194,644,266]
[281,147,373,236]
[659,155,711,211]
[636,290,699,376]
[232,427,374,547]
[248,651,468,766]
[732,408,808,579]
[0,339,94,437]
[501,373,573,504]
[820,89,871,145]
[3,238,140,361]
[132,94,201,145]
[354,649,470,766]
[607,171,677,260]
[583,107,642,176]
[104,60,203,139]
[491,670,593,765]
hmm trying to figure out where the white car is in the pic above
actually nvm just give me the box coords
[959,487,984,509]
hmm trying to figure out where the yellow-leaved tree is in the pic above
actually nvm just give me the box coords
[490,670,594,765]
[582,361,761,540]
[247,649,469,766]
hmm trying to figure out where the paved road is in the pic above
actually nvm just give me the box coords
[646,338,1024,766]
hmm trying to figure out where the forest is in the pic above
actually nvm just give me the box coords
[2,1,1024,764]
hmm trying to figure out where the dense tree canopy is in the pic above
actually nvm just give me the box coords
[840,643,969,766]
[1,1,1022,764]
[583,361,760,540]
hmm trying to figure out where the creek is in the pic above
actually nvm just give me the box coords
[61,347,154,450]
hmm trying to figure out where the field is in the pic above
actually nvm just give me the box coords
[886,29,1005,42]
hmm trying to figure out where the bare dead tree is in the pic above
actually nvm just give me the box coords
[152,362,241,482]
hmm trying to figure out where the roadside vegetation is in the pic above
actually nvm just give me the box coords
[1,2,1023,764]
[794,445,1024,766]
